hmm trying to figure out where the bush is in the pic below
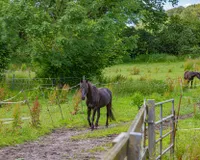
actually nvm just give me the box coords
[131,92,144,109]
[21,63,27,71]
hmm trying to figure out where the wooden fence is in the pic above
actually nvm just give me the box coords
[103,99,175,160]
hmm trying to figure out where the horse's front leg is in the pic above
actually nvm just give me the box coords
[191,80,193,88]
[87,108,92,127]
[91,108,97,130]
[95,108,100,128]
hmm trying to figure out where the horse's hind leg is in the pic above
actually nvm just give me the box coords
[106,104,110,127]
[91,109,97,130]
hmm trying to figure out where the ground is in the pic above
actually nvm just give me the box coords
[0,128,116,160]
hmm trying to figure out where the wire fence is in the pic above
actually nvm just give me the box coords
[0,76,200,128]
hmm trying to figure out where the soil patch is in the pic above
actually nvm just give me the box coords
[0,128,116,160]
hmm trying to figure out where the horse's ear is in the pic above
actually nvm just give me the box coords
[86,80,88,83]
[80,80,83,83]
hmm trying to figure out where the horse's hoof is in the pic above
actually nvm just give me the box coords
[91,125,94,130]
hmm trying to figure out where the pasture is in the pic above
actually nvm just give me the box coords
[0,59,200,159]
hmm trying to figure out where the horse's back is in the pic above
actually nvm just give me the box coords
[184,71,197,80]
[98,88,112,107]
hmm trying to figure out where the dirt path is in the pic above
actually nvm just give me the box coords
[0,128,116,160]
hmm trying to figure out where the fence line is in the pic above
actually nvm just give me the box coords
[0,100,26,105]
[0,117,30,124]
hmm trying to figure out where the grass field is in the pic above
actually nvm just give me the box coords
[1,59,200,159]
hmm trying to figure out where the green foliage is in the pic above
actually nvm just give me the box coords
[0,43,10,78]
[12,104,21,129]
[176,130,200,160]
[131,92,144,109]
[21,63,27,71]
[0,0,180,83]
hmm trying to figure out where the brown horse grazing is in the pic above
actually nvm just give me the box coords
[184,71,200,88]
[80,80,115,130]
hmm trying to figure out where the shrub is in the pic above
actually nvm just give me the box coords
[21,63,27,71]
[131,92,144,109]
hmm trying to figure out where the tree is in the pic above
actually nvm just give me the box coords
[0,0,179,83]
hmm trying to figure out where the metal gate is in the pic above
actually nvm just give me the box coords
[104,99,176,160]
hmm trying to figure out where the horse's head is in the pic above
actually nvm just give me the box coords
[196,72,200,79]
[80,80,89,100]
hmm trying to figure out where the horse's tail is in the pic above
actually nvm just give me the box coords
[109,107,116,121]
[107,89,116,121]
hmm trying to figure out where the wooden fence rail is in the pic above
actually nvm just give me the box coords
[103,99,175,160]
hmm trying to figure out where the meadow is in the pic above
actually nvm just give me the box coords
[1,58,200,159]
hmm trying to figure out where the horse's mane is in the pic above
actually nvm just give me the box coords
[87,82,99,102]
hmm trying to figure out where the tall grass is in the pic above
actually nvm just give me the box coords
[111,79,168,96]
[184,58,200,71]
[133,53,178,63]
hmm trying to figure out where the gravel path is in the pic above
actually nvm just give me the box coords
[0,128,116,160]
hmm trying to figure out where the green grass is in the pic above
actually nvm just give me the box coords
[0,90,137,146]
[103,61,185,81]
[1,59,200,159]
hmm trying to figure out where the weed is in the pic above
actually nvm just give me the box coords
[168,68,172,73]
[30,97,41,128]
[139,75,149,81]
[59,84,70,103]
[112,74,128,82]
[12,104,21,130]
[0,88,5,101]
[130,67,140,75]
[48,89,58,105]
[154,67,159,73]
[71,89,82,115]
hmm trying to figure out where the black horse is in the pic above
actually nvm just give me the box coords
[80,80,115,130]
[184,71,200,88]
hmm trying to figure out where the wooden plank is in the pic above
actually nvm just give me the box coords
[1,117,30,124]
[128,106,145,133]
[0,117,30,122]
[128,132,142,160]
[141,147,149,160]
[103,136,129,160]
[112,132,128,146]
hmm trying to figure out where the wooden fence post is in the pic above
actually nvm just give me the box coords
[128,132,142,160]
[11,74,15,90]
[147,100,156,160]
